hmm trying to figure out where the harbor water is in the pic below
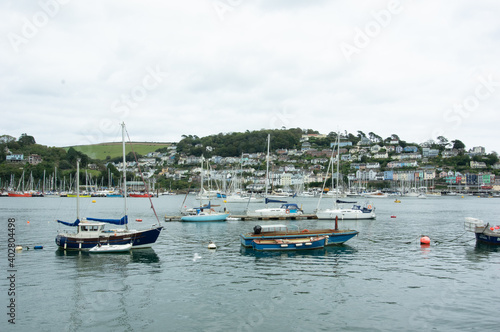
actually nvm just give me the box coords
[1,195,499,331]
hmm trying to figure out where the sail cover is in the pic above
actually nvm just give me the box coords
[86,216,128,225]
[265,198,287,204]
[57,219,80,227]
[336,199,357,204]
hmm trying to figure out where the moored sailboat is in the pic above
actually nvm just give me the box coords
[55,123,163,250]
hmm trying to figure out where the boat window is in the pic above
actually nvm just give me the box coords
[91,226,99,231]
[81,226,88,231]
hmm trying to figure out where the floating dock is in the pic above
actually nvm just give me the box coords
[164,214,318,222]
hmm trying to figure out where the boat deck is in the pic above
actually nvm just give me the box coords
[164,214,319,221]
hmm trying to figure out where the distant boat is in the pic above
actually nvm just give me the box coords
[89,243,132,253]
[8,192,32,197]
[240,224,358,247]
[55,123,163,251]
[246,199,304,218]
[180,202,228,222]
[362,191,388,198]
[465,217,500,245]
[252,235,328,251]
[129,192,153,197]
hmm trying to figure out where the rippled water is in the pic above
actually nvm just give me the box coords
[1,195,499,331]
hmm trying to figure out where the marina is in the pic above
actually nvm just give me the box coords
[1,194,499,331]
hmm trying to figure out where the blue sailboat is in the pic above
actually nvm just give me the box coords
[55,123,163,250]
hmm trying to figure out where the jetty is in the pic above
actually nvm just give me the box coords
[164,214,318,222]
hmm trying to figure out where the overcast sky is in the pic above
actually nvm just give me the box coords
[2,0,499,153]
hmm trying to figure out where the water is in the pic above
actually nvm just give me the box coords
[1,195,499,331]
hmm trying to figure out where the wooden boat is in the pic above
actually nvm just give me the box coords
[465,218,500,245]
[240,224,358,247]
[252,236,328,251]
[89,243,132,253]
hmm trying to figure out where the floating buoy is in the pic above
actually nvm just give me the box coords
[391,216,396,218]
[420,236,430,245]
[34,246,43,250]
[27,221,30,224]
[208,241,217,249]
[92,200,96,203]
[136,218,142,222]
[15,246,23,251]
[490,227,495,231]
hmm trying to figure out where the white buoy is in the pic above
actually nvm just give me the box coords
[15,246,23,251]
[208,241,217,249]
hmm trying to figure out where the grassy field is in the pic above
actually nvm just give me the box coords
[66,142,173,160]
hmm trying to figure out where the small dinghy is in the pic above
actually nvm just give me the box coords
[89,243,132,253]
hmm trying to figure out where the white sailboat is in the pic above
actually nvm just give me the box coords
[246,134,304,218]
[316,132,376,220]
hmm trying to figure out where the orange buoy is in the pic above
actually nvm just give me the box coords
[301,229,309,233]
[420,236,430,245]
[27,221,30,224]
[136,218,142,222]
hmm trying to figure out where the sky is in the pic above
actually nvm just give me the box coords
[1,0,499,153]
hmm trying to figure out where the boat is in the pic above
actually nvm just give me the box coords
[252,235,328,251]
[7,192,32,197]
[240,223,358,247]
[246,199,304,218]
[180,203,228,222]
[55,123,163,251]
[180,158,228,222]
[129,192,153,197]
[316,132,375,220]
[464,217,500,245]
[362,190,388,198]
[89,243,132,253]
[394,199,401,203]
[246,134,304,218]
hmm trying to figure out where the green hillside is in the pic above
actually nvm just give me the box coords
[66,142,172,160]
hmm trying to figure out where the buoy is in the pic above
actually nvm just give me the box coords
[420,236,430,245]
[490,227,495,231]
[92,200,96,203]
[391,216,396,218]
[27,221,30,224]
[208,241,217,249]
[34,246,43,250]
[15,246,23,251]
[136,218,142,222]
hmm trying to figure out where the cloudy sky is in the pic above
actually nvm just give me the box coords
[2,0,499,153]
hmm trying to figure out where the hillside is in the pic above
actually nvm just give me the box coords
[66,142,173,160]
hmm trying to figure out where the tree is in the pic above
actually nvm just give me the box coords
[452,139,465,150]
[437,136,449,149]
[18,133,36,146]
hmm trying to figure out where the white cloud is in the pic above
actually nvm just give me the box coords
[1,0,499,152]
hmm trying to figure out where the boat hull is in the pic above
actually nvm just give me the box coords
[316,209,375,220]
[55,226,163,250]
[89,243,132,253]
[475,232,500,245]
[240,229,358,247]
[252,236,328,251]
[181,214,227,222]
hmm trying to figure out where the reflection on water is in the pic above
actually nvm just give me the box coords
[239,244,357,258]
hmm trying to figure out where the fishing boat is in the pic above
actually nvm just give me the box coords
[55,123,163,251]
[89,243,132,253]
[316,132,375,220]
[240,223,358,247]
[252,235,328,251]
[464,217,500,245]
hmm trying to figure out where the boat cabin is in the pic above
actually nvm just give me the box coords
[253,224,288,234]
[76,222,106,238]
[279,203,301,212]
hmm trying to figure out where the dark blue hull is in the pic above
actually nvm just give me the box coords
[476,232,500,245]
[55,226,163,250]
[240,230,358,247]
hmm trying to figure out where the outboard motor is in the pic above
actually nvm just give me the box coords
[253,225,262,234]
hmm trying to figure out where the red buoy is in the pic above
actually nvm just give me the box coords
[391,216,396,218]
[420,236,430,245]
[136,218,142,222]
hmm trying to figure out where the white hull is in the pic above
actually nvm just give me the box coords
[316,209,376,220]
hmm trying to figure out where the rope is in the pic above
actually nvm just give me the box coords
[124,127,161,226]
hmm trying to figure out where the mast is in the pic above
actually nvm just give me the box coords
[265,134,270,197]
[121,122,128,229]
[76,159,80,221]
